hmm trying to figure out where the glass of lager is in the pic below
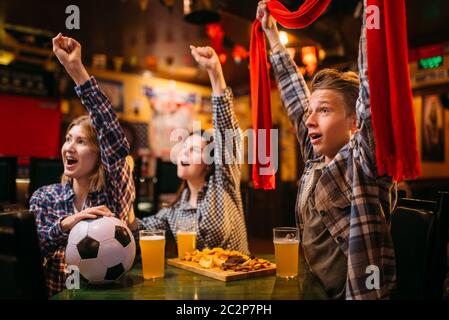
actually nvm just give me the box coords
[139,230,166,279]
[273,227,299,279]
[176,217,198,260]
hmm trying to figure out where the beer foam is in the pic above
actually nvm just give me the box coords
[140,235,165,241]
[176,231,197,235]
[273,239,299,244]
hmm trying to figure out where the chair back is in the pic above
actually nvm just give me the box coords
[0,210,47,299]
[0,157,17,204]
[391,192,449,299]
[28,158,64,197]
[152,159,181,212]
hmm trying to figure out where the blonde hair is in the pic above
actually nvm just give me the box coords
[311,69,360,116]
[61,115,106,192]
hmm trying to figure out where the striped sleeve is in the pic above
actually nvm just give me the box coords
[211,87,242,188]
[75,77,135,220]
[270,50,314,161]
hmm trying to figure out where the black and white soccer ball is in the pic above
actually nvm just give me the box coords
[65,216,136,284]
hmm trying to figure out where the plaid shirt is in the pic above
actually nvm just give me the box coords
[269,8,396,299]
[137,87,250,255]
[30,77,135,296]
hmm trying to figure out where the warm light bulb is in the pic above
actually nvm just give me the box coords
[279,31,289,46]
[0,50,15,65]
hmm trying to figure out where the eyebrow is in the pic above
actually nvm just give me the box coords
[308,103,333,112]
[316,99,332,105]
[66,133,88,139]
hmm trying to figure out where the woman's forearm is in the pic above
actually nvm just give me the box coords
[208,69,227,96]
[65,61,90,86]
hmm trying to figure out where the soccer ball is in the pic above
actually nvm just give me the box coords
[65,216,136,284]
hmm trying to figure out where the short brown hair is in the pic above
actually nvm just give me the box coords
[311,69,359,116]
[61,115,106,192]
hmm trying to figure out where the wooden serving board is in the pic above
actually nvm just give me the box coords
[167,258,276,281]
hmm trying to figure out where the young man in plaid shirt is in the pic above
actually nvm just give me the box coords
[257,0,396,299]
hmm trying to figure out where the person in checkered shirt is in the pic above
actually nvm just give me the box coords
[29,33,135,296]
[257,0,396,299]
[128,46,250,255]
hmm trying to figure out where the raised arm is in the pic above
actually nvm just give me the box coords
[352,4,378,177]
[190,45,242,188]
[53,34,135,220]
[189,46,248,252]
[346,1,394,299]
[257,0,314,161]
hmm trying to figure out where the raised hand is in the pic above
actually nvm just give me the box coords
[190,45,221,73]
[256,0,283,52]
[52,33,81,66]
[190,45,226,95]
[52,33,90,86]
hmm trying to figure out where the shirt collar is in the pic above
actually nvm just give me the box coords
[62,182,75,202]
[305,155,326,169]
[178,181,209,210]
[62,181,101,204]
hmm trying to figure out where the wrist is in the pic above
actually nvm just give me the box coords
[265,28,280,45]
[60,216,72,233]
[267,32,283,50]
[208,68,226,96]
[270,41,285,53]
[66,61,90,86]
[207,65,222,80]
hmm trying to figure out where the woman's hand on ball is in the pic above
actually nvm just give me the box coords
[61,205,114,233]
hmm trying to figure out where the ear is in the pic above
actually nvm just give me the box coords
[349,113,357,134]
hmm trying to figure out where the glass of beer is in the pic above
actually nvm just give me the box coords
[273,227,300,279]
[176,217,198,260]
[139,230,166,279]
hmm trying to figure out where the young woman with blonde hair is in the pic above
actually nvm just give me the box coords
[30,34,134,296]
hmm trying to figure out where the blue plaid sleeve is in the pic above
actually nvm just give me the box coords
[75,77,135,220]
[351,9,378,179]
[345,0,396,299]
[270,50,314,161]
[29,187,68,258]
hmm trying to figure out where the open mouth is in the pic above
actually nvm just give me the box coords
[309,133,322,144]
[180,161,190,167]
[66,156,78,166]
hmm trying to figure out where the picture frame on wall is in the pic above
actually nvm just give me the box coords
[421,94,445,162]
[97,79,124,113]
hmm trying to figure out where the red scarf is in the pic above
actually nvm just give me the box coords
[250,0,331,189]
[366,0,421,180]
[250,0,420,189]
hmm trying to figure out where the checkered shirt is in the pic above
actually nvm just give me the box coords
[269,6,397,299]
[137,87,250,255]
[30,77,135,296]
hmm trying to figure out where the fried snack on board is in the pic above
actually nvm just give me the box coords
[183,247,272,272]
